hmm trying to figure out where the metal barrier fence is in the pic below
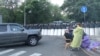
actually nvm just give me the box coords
[24,23,100,37]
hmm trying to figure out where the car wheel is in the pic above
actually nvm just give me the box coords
[27,36,38,46]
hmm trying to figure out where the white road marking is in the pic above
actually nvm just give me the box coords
[0,49,14,55]
[30,53,42,56]
[9,51,26,56]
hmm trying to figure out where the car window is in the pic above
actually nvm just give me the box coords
[10,25,23,31]
[0,25,7,32]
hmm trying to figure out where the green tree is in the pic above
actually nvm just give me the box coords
[51,5,63,21]
[0,0,21,23]
[0,0,65,24]
[20,0,65,24]
[21,0,53,24]
[61,0,100,22]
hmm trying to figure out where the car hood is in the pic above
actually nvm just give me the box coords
[24,29,41,35]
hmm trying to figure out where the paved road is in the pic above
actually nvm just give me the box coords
[0,36,88,56]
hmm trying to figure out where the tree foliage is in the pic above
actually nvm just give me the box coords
[61,0,100,22]
[51,5,63,21]
[25,0,52,24]
[0,0,20,23]
[0,0,64,24]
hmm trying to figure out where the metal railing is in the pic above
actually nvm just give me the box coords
[24,23,100,37]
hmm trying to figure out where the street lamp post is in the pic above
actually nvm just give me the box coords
[24,0,26,26]
[0,14,2,23]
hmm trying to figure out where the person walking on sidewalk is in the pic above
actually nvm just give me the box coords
[70,23,84,50]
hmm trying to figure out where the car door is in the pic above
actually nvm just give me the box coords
[0,24,12,44]
[9,24,27,43]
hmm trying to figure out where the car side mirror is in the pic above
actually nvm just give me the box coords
[20,28,24,31]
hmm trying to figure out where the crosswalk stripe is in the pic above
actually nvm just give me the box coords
[0,49,14,55]
[9,51,26,56]
[30,53,42,56]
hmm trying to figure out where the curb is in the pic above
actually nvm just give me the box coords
[81,48,100,56]
[81,48,92,56]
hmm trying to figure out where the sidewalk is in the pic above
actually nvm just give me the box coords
[67,48,100,56]
[68,48,89,56]
[82,48,100,56]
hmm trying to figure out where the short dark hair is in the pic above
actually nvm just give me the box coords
[77,23,82,26]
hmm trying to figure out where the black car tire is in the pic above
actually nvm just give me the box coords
[27,36,38,46]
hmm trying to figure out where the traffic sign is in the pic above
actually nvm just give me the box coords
[81,6,87,13]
